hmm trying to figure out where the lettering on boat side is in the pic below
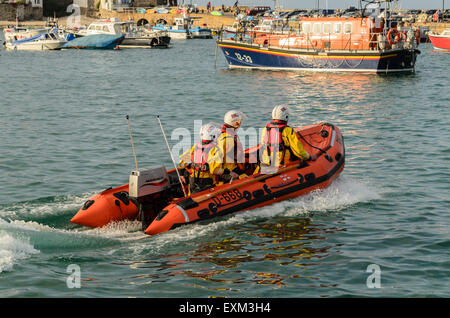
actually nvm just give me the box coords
[211,189,243,210]
[234,52,253,64]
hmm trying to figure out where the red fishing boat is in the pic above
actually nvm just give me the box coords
[428,29,450,51]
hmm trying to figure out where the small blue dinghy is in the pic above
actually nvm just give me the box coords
[63,34,125,49]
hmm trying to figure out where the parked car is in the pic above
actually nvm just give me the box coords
[443,9,450,21]
[246,6,271,16]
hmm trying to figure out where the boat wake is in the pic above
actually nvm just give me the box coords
[0,174,380,267]
[132,174,381,253]
[0,192,97,222]
[0,231,39,273]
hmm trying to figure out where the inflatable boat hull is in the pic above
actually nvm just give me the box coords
[145,123,345,235]
[72,123,345,235]
[71,184,138,227]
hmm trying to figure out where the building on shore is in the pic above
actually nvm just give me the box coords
[72,0,96,15]
[99,0,177,11]
[43,0,74,17]
[69,1,178,17]
[0,0,43,20]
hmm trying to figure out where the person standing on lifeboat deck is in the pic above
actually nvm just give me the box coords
[213,110,247,182]
[178,123,223,195]
[260,105,317,172]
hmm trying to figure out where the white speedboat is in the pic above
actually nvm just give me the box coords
[152,17,212,39]
[5,30,67,51]
[2,26,48,44]
[152,17,192,40]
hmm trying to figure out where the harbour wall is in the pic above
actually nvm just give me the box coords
[95,8,236,29]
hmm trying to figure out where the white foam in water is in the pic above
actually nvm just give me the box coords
[0,176,381,257]
[0,232,40,273]
[0,192,98,220]
[148,175,381,249]
[281,174,381,217]
[81,220,147,241]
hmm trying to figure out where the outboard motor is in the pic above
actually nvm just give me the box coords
[129,166,171,230]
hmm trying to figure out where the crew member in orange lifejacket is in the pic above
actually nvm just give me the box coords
[178,123,224,195]
[213,110,247,182]
[260,105,316,171]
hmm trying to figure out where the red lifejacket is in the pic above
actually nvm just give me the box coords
[262,120,289,165]
[191,140,215,173]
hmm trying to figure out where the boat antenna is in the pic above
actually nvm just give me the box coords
[156,115,188,197]
[126,115,139,170]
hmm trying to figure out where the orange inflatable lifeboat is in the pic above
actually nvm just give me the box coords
[71,123,345,235]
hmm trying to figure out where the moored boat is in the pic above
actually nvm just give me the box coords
[74,18,171,48]
[63,34,125,50]
[71,122,345,235]
[2,26,47,44]
[152,17,212,40]
[190,25,213,39]
[4,29,67,51]
[218,2,421,73]
[428,29,450,51]
[152,17,193,40]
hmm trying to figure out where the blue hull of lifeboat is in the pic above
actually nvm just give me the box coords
[218,41,419,73]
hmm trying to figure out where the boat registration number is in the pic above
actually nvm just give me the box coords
[213,189,243,205]
[235,53,253,64]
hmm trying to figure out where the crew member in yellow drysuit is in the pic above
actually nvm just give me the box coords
[213,110,247,182]
[260,105,316,171]
[178,123,225,195]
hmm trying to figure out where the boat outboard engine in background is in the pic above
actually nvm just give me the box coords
[128,166,171,230]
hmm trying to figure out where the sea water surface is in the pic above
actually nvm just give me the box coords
[0,35,449,298]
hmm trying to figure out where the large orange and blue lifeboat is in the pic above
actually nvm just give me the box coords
[71,122,345,235]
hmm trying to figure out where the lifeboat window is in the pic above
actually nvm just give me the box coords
[334,23,342,34]
[102,26,109,32]
[313,23,321,34]
[323,23,332,34]
[303,22,311,34]
[344,22,352,34]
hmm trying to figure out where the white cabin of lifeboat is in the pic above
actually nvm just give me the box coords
[254,16,417,51]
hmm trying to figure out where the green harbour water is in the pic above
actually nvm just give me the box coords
[0,35,449,298]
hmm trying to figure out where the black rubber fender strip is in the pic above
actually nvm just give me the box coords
[169,151,345,231]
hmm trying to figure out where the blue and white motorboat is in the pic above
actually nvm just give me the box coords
[152,17,212,40]
[190,24,213,39]
[152,17,192,40]
[4,29,67,51]
[74,18,170,48]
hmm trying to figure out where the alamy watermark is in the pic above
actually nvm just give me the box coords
[366,264,381,289]
[66,264,81,289]
[66,4,81,29]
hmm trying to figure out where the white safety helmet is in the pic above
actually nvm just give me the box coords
[224,110,246,129]
[200,123,219,141]
[272,105,290,122]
